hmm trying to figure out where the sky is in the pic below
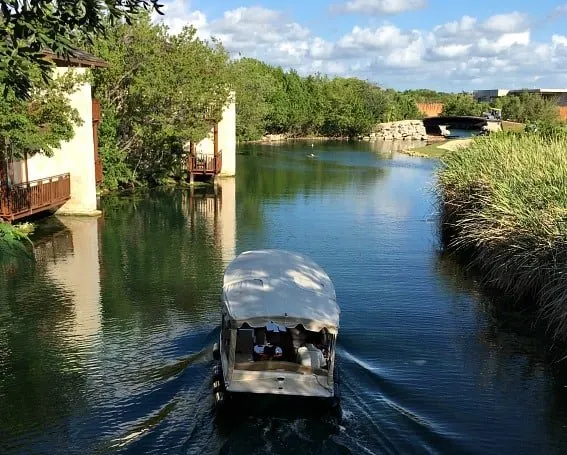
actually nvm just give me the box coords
[155,0,567,91]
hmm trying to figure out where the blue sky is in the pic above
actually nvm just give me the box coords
[157,0,567,91]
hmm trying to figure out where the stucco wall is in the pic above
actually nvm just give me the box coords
[194,92,236,176]
[218,92,236,177]
[16,67,98,214]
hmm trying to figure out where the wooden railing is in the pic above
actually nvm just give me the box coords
[0,173,71,221]
[188,152,222,176]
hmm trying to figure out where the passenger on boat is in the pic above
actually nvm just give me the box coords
[297,343,327,369]
[253,344,283,361]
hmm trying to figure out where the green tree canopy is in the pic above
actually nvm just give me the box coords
[228,58,422,141]
[493,91,560,123]
[230,58,277,141]
[0,0,163,99]
[89,14,231,187]
[441,93,489,117]
[0,69,83,161]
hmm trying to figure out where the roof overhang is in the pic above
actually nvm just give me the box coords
[222,250,340,334]
[42,49,108,68]
[228,315,339,335]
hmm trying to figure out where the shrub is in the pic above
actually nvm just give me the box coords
[437,133,567,340]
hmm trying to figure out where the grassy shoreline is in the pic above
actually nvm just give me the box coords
[437,133,567,342]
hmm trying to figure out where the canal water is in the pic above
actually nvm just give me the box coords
[1,141,566,454]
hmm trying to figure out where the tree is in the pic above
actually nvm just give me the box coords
[0,69,83,161]
[382,90,421,122]
[321,78,385,137]
[230,58,277,141]
[493,91,559,123]
[89,15,231,187]
[0,0,163,99]
[403,89,453,104]
[441,93,488,117]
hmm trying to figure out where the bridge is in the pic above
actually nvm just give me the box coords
[422,116,488,135]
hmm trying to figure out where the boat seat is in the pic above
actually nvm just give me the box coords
[297,346,311,367]
[235,328,255,361]
[297,344,326,369]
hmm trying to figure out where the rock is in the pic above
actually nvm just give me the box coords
[370,119,427,141]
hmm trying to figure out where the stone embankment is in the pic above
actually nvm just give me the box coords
[260,134,287,142]
[362,120,428,141]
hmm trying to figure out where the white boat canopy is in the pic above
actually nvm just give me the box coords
[222,250,340,334]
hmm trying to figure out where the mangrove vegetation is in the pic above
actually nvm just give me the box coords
[437,130,567,341]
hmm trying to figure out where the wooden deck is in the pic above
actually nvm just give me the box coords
[187,123,222,179]
[188,152,223,176]
[0,173,71,221]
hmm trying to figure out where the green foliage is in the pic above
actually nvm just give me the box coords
[382,90,422,122]
[89,14,231,187]
[441,94,489,117]
[403,89,454,103]
[0,69,83,160]
[524,120,567,139]
[493,91,560,123]
[230,58,277,141]
[320,77,386,137]
[0,222,33,259]
[0,0,163,99]
[230,58,422,140]
[437,133,567,340]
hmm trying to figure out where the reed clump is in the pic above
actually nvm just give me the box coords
[437,132,567,340]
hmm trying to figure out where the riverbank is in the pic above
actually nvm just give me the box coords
[0,222,34,258]
[243,134,351,144]
[437,133,567,342]
[402,138,474,158]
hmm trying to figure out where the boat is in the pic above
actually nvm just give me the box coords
[212,249,340,409]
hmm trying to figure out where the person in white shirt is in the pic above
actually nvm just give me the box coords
[253,344,283,360]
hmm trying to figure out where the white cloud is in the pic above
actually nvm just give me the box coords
[332,0,426,15]
[482,11,529,33]
[552,34,567,47]
[477,31,530,54]
[433,15,477,37]
[338,25,411,51]
[154,2,567,90]
[430,43,471,59]
[385,35,424,67]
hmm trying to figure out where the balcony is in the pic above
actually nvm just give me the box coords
[0,173,71,222]
[188,152,222,176]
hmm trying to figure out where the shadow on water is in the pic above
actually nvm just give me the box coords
[434,251,567,452]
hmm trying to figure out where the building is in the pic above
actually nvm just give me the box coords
[0,49,107,221]
[186,92,236,183]
[1,51,238,222]
[473,88,567,106]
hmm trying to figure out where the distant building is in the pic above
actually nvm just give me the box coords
[473,88,567,106]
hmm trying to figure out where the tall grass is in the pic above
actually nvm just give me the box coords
[437,132,567,340]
